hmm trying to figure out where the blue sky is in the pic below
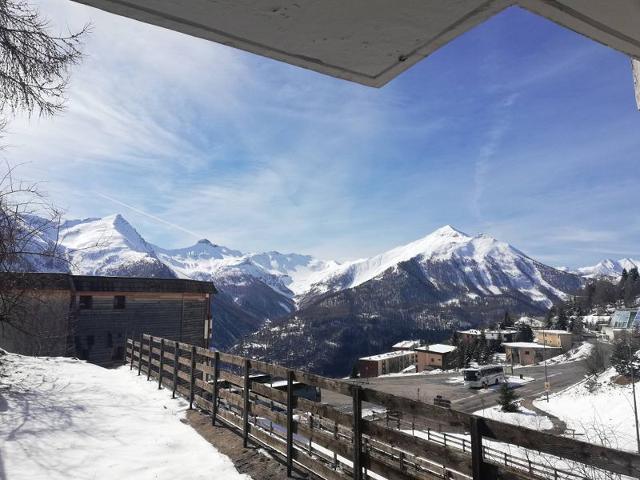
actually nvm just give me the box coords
[5,0,639,267]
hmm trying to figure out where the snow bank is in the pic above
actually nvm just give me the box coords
[0,352,250,480]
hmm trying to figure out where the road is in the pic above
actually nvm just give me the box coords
[322,341,610,415]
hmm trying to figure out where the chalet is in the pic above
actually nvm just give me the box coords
[0,273,215,366]
[416,344,457,371]
[458,329,518,344]
[503,342,562,366]
[533,329,573,352]
[358,350,417,378]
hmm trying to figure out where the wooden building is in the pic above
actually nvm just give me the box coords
[0,273,215,366]
[415,344,457,371]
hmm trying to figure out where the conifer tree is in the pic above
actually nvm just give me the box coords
[498,383,519,412]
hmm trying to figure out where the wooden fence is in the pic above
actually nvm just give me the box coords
[126,334,640,480]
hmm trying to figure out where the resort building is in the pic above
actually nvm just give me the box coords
[358,350,417,378]
[416,344,457,371]
[0,273,215,366]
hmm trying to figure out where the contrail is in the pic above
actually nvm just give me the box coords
[98,193,205,239]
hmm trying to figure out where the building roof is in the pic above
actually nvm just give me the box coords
[392,340,420,349]
[535,329,572,335]
[360,350,415,361]
[0,272,217,294]
[416,344,457,354]
[503,342,561,349]
[458,329,517,335]
[70,1,640,89]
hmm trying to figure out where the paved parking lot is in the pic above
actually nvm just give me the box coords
[322,342,607,415]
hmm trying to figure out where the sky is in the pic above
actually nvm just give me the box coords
[3,0,639,268]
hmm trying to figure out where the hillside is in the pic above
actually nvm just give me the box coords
[235,227,583,376]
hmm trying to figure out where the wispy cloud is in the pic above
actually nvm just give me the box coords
[2,2,639,267]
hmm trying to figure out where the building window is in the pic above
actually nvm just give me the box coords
[113,295,126,309]
[79,296,93,310]
[524,350,530,355]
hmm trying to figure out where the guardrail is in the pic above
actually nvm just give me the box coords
[126,334,640,480]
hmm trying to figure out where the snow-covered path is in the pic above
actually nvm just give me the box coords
[0,351,250,480]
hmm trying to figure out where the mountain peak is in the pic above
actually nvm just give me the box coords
[197,238,217,247]
[431,225,468,237]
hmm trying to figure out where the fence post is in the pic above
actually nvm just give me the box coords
[172,341,179,399]
[212,351,219,426]
[352,385,362,480]
[243,359,251,448]
[146,336,153,381]
[158,338,165,390]
[189,345,196,409]
[122,331,127,365]
[470,417,498,480]
[129,337,134,370]
[137,333,143,376]
[286,369,294,477]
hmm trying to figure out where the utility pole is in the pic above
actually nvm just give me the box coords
[543,330,549,402]
[629,342,640,453]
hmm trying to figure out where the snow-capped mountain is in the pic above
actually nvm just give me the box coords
[59,214,175,278]
[298,225,577,309]
[576,258,640,279]
[236,226,584,375]
[22,213,588,360]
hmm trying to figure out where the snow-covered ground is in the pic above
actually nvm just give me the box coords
[0,351,250,480]
[544,342,594,366]
[474,405,553,430]
[534,366,640,452]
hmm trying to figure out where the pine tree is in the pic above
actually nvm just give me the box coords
[610,333,640,378]
[498,383,519,412]
[476,331,490,365]
[500,311,514,329]
[517,324,534,342]
[555,307,568,330]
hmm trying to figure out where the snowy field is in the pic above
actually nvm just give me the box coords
[0,351,250,480]
[534,366,639,451]
[473,405,553,430]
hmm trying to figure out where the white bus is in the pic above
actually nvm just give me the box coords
[462,365,505,388]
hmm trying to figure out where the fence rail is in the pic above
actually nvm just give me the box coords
[126,334,640,480]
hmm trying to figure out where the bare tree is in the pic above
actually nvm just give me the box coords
[0,163,72,354]
[0,0,88,118]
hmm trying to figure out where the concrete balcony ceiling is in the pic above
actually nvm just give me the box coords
[71,0,640,88]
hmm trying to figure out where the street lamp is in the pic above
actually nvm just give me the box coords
[543,329,549,402]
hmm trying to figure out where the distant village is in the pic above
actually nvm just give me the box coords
[357,307,639,378]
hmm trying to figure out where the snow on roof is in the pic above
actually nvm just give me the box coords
[392,340,420,349]
[360,350,415,361]
[536,330,573,335]
[503,342,562,349]
[416,344,457,354]
[458,329,517,335]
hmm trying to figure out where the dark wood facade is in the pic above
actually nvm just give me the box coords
[0,273,215,366]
